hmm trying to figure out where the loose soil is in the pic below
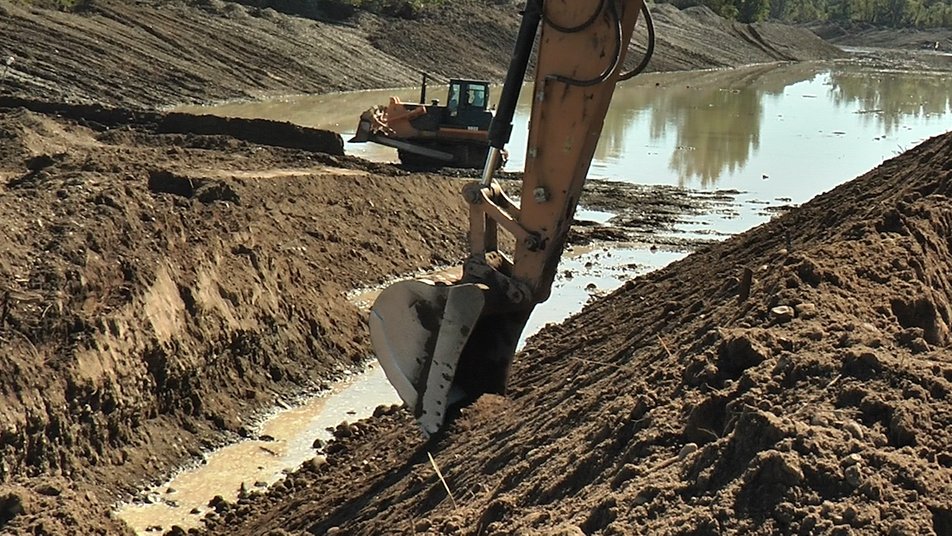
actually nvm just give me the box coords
[0,0,948,535]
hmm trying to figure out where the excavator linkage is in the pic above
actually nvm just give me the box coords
[371,0,648,434]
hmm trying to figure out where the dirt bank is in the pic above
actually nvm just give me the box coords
[0,0,844,109]
[0,103,471,534]
[0,1,944,535]
[200,131,952,536]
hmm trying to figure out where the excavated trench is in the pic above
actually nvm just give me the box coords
[106,61,952,535]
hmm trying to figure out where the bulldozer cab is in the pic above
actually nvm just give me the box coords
[447,79,490,114]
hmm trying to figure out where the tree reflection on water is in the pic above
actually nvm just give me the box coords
[595,63,952,188]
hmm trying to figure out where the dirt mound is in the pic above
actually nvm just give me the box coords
[0,0,844,109]
[640,5,843,72]
[199,132,952,535]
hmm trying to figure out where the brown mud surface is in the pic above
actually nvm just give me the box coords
[0,0,947,535]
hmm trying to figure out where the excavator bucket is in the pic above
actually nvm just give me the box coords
[369,280,486,435]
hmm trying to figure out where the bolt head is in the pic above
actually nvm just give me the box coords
[532,187,549,203]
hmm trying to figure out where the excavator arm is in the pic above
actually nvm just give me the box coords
[370,0,649,434]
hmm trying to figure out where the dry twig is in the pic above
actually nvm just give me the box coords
[427,451,458,510]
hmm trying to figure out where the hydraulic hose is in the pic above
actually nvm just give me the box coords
[483,0,543,185]
[619,1,655,81]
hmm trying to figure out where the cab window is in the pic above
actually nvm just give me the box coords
[466,85,486,108]
[448,83,461,110]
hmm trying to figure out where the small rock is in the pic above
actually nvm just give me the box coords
[306,456,327,471]
[810,413,830,426]
[844,464,862,487]
[190,507,202,515]
[165,487,176,494]
[842,453,863,467]
[770,305,795,323]
[259,434,275,442]
[843,421,864,440]
[795,302,817,318]
[334,422,353,438]
[254,480,267,488]
[678,443,699,459]
[35,483,61,497]
[312,438,325,449]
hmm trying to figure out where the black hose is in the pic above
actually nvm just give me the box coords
[542,0,606,33]
[546,0,623,87]
[619,1,655,81]
[487,0,543,149]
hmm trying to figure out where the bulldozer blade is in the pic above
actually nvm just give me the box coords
[369,280,486,435]
[348,119,370,143]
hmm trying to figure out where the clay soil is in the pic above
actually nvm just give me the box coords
[0,0,949,535]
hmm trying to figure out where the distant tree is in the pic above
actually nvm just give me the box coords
[657,0,952,27]
[737,0,771,20]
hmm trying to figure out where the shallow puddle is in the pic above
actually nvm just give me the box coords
[115,366,400,533]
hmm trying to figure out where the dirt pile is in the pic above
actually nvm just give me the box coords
[200,132,952,535]
[0,0,843,109]
[0,104,471,534]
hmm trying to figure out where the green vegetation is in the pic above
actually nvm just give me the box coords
[669,0,952,27]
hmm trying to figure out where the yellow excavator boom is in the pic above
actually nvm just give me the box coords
[370,0,650,434]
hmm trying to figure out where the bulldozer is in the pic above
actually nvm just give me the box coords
[369,0,655,435]
[349,75,500,169]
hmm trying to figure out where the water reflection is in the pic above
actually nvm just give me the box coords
[603,66,781,186]
[828,69,952,133]
[595,63,952,188]
[178,63,952,195]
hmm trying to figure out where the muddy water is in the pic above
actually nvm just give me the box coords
[125,63,951,534]
[116,367,400,532]
[178,62,952,205]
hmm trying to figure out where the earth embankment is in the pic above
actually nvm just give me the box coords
[0,0,844,108]
[0,104,469,534]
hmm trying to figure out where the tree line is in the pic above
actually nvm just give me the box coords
[666,0,952,27]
